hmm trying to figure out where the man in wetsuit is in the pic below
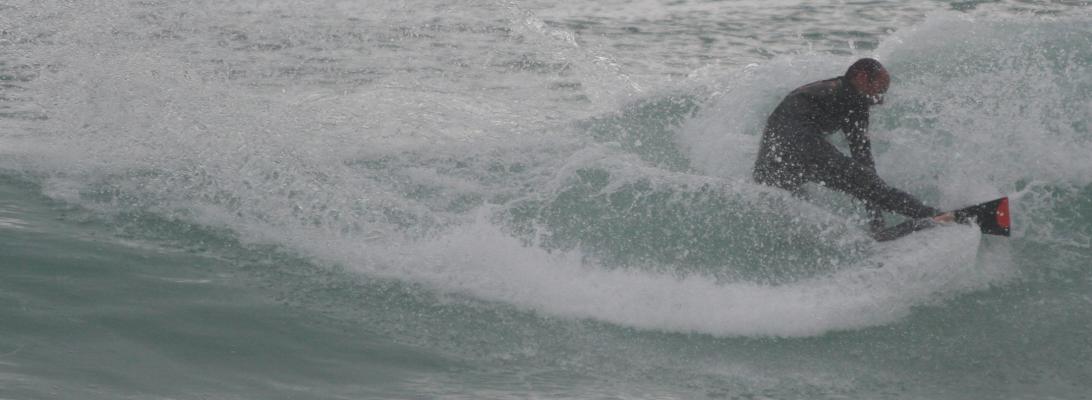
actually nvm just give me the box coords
[753,58,952,231]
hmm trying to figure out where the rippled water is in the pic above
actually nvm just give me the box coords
[2,1,1091,398]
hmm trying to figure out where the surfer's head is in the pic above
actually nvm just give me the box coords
[846,58,889,106]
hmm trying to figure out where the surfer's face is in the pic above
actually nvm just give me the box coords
[853,70,889,105]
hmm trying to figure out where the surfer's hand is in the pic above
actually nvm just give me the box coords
[932,212,955,224]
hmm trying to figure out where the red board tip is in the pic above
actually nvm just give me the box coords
[996,197,1010,230]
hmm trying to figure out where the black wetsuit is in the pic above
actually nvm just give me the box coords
[753,76,939,220]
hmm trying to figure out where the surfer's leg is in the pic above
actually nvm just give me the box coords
[753,127,809,195]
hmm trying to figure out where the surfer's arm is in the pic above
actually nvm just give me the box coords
[844,114,875,170]
[846,118,947,221]
[844,114,885,229]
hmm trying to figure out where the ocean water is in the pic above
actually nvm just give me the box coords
[2,0,1091,398]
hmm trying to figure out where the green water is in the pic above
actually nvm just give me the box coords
[2,0,1091,398]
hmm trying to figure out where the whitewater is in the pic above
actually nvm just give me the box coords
[1,0,1090,399]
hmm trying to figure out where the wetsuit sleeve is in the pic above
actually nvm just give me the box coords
[843,113,886,229]
[844,112,875,169]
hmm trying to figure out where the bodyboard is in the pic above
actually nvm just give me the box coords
[872,197,1010,242]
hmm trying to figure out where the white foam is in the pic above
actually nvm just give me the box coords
[329,216,1002,338]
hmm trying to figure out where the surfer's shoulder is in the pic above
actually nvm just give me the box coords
[789,77,842,98]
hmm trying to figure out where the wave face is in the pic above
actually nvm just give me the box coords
[2,1,1090,399]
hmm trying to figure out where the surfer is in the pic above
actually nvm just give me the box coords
[752,58,954,231]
